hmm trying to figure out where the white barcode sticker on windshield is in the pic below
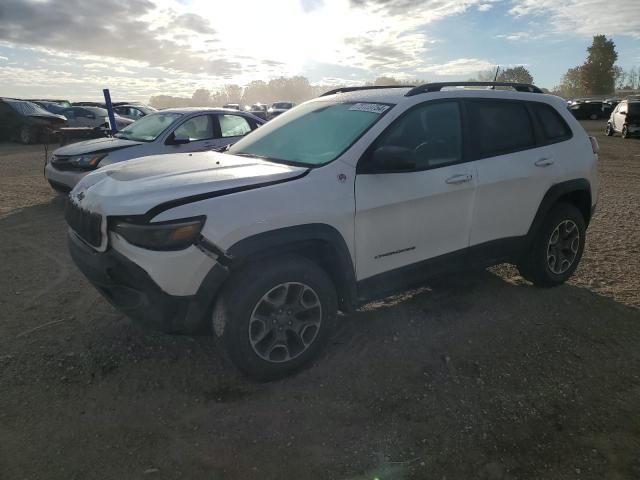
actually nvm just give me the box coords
[348,103,390,114]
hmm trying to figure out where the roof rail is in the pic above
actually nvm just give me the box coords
[405,81,544,96]
[320,85,414,97]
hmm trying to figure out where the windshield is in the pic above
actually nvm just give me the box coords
[5,99,57,117]
[114,112,182,142]
[272,102,292,109]
[228,101,392,166]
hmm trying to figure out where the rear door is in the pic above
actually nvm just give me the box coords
[214,113,255,148]
[355,100,477,280]
[466,99,565,252]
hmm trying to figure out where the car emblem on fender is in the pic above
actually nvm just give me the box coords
[76,191,85,202]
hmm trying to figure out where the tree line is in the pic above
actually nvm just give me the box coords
[149,35,632,108]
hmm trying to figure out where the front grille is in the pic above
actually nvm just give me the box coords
[51,155,82,171]
[65,200,102,248]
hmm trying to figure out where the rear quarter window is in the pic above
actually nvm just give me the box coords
[530,102,572,143]
[465,99,536,158]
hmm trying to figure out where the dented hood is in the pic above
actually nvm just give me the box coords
[71,150,308,218]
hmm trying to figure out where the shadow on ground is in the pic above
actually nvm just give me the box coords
[1,200,639,480]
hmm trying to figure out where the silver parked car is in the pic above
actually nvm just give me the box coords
[267,101,295,119]
[45,107,265,192]
[58,106,133,130]
[113,104,157,120]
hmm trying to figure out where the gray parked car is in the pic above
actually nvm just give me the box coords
[59,106,133,130]
[267,101,295,119]
[113,104,157,120]
[45,107,264,192]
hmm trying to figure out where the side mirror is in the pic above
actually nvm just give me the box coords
[168,132,190,145]
[371,146,416,172]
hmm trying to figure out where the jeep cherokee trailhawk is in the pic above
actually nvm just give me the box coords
[65,82,599,380]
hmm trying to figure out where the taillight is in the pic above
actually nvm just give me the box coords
[589,136,599,154]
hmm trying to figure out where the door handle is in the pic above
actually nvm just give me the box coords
[535,158,554,167]
[445,174,473,185]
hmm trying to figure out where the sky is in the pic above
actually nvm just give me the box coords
[0,0,638,102]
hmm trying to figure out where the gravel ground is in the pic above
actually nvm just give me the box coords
[0,122,639,480]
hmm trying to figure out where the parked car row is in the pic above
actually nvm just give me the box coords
[567,98,619,120]
[0,98,67,144]
[223,101,295,120]
[61,82,601,380]
[0,97,158,144]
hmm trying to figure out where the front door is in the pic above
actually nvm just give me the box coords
[355,100,477,281]
[168,114,218,152]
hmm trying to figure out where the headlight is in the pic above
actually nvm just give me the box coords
[70,153,107,169]
[110,217,205,251]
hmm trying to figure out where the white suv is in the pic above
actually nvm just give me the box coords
[65,82,599,380]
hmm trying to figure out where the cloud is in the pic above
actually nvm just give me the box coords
[418,58,495,75]
[509,0,640,38]
[0,55,7,61]
[477,3,493,11]
[0,0,240,76]
[496,32,533,41]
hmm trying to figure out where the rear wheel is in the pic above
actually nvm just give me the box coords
[213,255,337,381]
[605,123,614,136]
[518,203,586,287]
[622,125,629,139]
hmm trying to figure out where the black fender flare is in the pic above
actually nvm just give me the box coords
[526,178,592,242]
[224,223,357,312]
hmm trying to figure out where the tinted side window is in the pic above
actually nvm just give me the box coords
[372,101,462,170]
[466,100,535,158]
[530,102,572,142]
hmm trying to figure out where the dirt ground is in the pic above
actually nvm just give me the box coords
[0,122,639,480]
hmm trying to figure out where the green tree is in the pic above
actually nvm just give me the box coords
[497,66,534,84]
[556,66,584,98]
[580,35,618,95]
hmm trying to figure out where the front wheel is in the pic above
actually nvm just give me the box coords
[518,203,586,287]
[622,125,629,139]
[213,255,337,381]
[20,125,37,144]
[605,123,614,136]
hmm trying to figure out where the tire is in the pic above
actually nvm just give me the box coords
[622,125,629,139]
[518,203,586,287]
[20,125,37,144]
[213,255,338,381]
[605,123,614,136]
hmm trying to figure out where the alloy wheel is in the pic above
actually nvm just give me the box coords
[248,282,322,363]
[546,219,580,275]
